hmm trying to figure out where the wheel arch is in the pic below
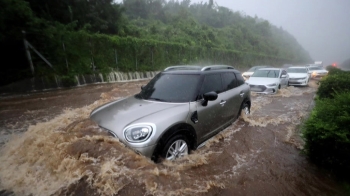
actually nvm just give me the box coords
[242,97,251,109]
[151,123,197,161]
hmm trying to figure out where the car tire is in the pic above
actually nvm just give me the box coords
[161,135,189,161]
[239,102,250,117]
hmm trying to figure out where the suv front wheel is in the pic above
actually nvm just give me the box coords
[161,135,189,161]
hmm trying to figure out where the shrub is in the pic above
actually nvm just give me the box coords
[302,92,350,177]
[326,65,344,75]
[316,71,350,99]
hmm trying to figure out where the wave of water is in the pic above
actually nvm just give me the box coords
[1,80,342,196]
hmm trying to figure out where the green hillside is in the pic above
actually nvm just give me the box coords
[0,0,312,86]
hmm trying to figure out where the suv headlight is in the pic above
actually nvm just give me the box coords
[124,123,155,143]
[267,83,277,87]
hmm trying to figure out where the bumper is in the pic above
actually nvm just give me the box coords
[101,126,157,158]
[311,73,328,78]
[288,78,308,86]
[249,84,277,94]
[132,144,157,158]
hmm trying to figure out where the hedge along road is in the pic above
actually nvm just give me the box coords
[0,79,347,196]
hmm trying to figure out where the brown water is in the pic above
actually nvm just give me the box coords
[0,80,347,196]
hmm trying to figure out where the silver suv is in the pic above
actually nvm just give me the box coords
[90,65,251,161]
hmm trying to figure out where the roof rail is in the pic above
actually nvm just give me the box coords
[164,65,234,71]
[164,65,202,71]
[200,65,234,71]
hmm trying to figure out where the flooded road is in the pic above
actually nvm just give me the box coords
[0,80,347,196]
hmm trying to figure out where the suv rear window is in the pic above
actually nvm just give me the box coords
[137,73,200,102]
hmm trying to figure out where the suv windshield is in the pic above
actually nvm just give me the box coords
[287,68,308,73]
[251,69,280,78]
[136,73,200,102]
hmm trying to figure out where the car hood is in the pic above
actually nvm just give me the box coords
[242,71,254,76]
[90,96,189,139]
[309,70,328,74]
[246,77,279,85]
[288,73,308,78]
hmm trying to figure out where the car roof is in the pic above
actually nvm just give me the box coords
[163,65,241,75]
[251,65,270,68]
[288,66,308,69]
[257,68,282,71]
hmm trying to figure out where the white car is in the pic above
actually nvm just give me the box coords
[287,66,310,86]
[308,66,328,78]
[242,65,271,80]
[246,68,289,94]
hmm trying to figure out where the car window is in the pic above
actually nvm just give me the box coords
[247,66,264,72]
[137,73,200,102]
[199,74,223,95]
[222,72,237,91]
[247,67,258,72]
[287,68,308,73]
[282,70,287,75]
[309,67,322,71]
[252,70,280,78]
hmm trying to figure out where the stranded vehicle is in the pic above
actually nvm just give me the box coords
[90,65,251,161]
[287,66,310,86]
[245,68,289,94]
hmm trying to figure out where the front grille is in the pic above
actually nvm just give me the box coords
[289,81,303,84]
[249,85,267,92]
[290,77,305,80]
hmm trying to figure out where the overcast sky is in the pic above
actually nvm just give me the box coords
[190,0,350,66]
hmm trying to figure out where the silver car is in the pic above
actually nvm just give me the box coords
[246,68,289,94]
[287,66,310,86]
[308,66,328,79]
[90,65,251,161]
[242,65,272,80]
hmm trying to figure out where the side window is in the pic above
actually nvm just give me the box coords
[222,72,237,91]
[200,74,223,95]
[235,73,245,86]
[282,70,287,75]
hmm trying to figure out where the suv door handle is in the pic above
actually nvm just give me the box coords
[240,92,244,97]
[220,100,226,106]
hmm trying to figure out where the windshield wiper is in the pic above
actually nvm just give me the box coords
[147,97,167,102]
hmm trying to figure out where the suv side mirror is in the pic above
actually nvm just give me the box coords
[202,91,218,106]
[281,74,287,78]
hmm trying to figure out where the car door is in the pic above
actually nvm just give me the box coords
[195,74,225,141]
[280,69,288,87]
[220,72,242,122]
[306,67,311,80]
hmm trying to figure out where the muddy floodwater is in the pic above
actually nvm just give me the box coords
[0,80,347,196]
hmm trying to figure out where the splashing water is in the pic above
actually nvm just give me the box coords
[1,79,343,196]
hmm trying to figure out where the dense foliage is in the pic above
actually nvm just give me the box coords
[317,69,350,99]
[303,70,350,178]
[0,0,312,86]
